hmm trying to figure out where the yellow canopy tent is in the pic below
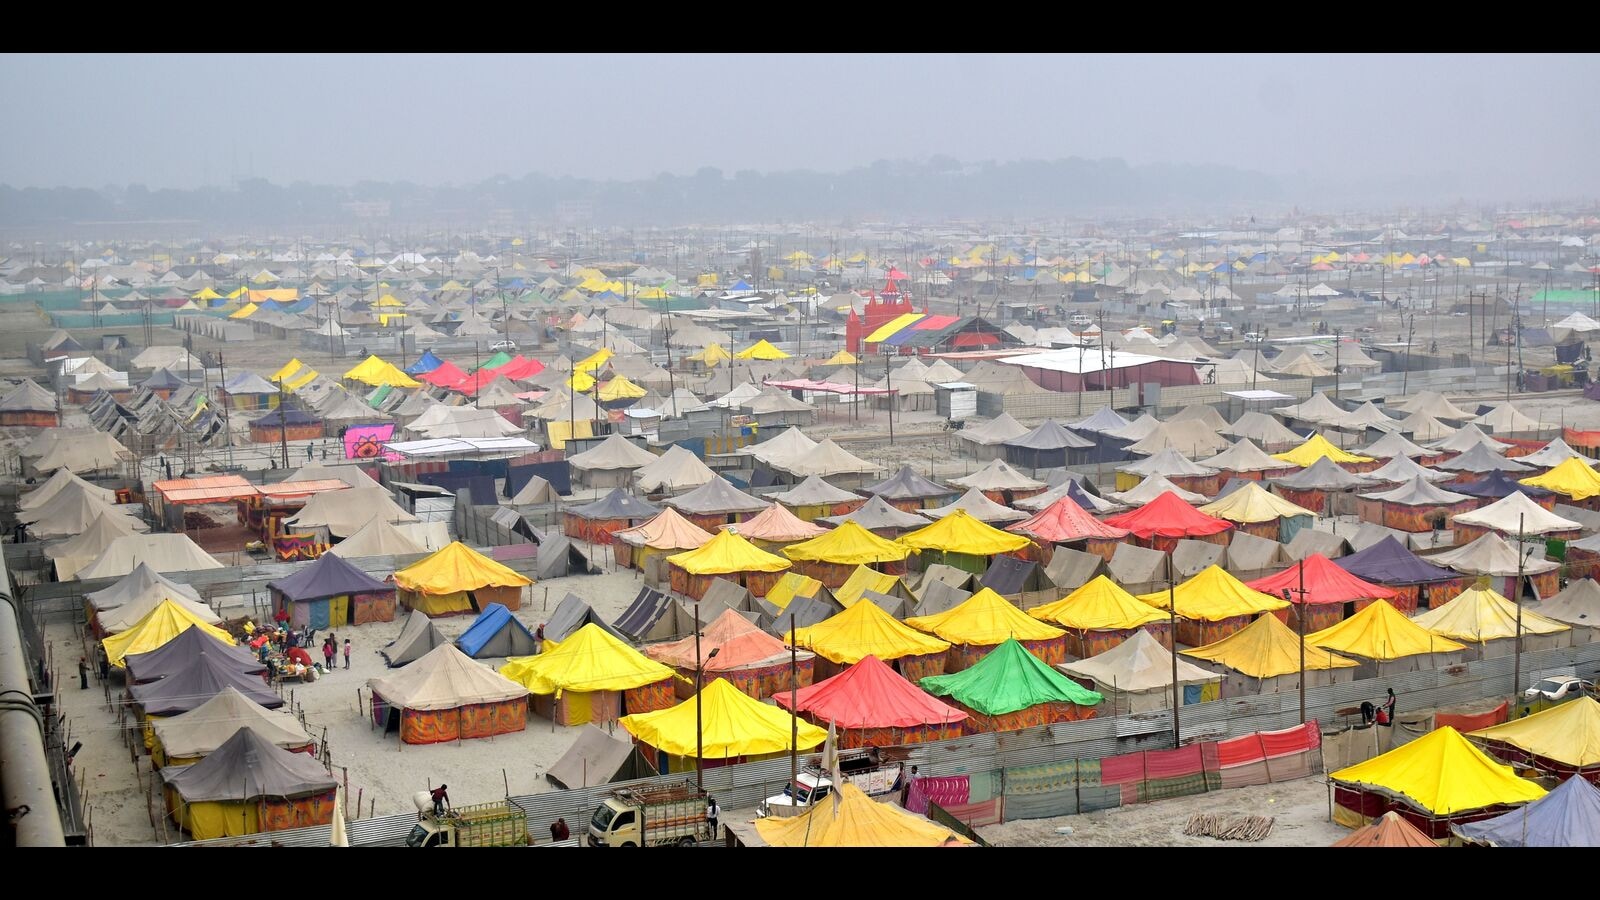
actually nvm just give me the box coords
[1410,586,1569,644]
[271,359,319,391]
[225,285,249,300]
[544,419,594,451]
[832,565,911,608]
[248,288,298,303]
[1181,612,1359,678]
[735,339,791,360]
[905,587,1065,645]
[1136,565,1288,620]
[597,375,648,402]
[755,781,973,847]
[897,509,1032,556]
[567,371,596,393]
[342,355,420,388]
[783,521,911,566]
[1198,482,1318,523]
[192,287,222,301]
[1306,600,1467,660]
[392,542,531,616]
[688,344,732,368]
[102,599,235,668]
[500,623,675,697]
[1330,726,1545,818]
[574,348,614,374]
[1030,575,1168,630]
[790,599,950,665]
[1519,457,1600,501]
[764,572,828,611]
[1272,433,1375,467]
[821,350,859,366]
[667,530,790,576]
[228,302,259,320]
[619,677,826,764]
[1468,696,1600,771]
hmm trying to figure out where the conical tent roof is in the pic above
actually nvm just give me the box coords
[1471,403,1545,434]
[341,354,420,388]
[768,474,862,508]
[161,726,336,803]
[1069,405,1131,434]
[1275,391,1346,424]
[620,678,826,758]
[1528,578,1600,628]
[648,608,810,672]
[392,541,531,594]
[18,487,131,538]
[1198,482,1317,524]
[1104,491,1232,539]
[1431,423,1513,454]
[782,520,910,565]
[1272,456,1371,491]
[1364,454,1455,485]
[325,516,427,559]
[776,438,878,479]
[1411,586,1569,642]
[1183,613,1358,678]
[790,598,950,664]
[905,587,1064,645]
[1329,726,1545,815]
[1246,554,1397,605]
[1453,771,1600,847]
[958,412,1031,446]
[97,574,223,635]
[284,487,417,538]
[664,474,769,515]
[1519,456,1600,500]
[1435,442,1533,474]
[567,487,659,520]
[755,781,973,847]
[1360,474,1474,506]
[1118,447,1218,478]
[1272,433,1374,467]
[85,561,202,611]
[1126,419,1231,458]
[367,642,527,710]
[613,507,715,551]
[923,487,1029,524]
[1429,531,1559,577]
[122,624,264,684]
[1108,473,1213,506]
[1103,413,1161,442]
[1327,400,1396,431]
[567,433,658,471]
[1332,811,1441,848]
[1467,695,1600,771]
[382,609,448,666]
[1221,411,1303,446]
[898,509,1033,555]
[1005,418,1097,452]
[818,495,930,531]
[633,445,716,493]
[128,646,283,716]
[667,529,791,575]
[1137,565,1289,621]
[45,509,142,578]
[1393,390,1473,420]
[732,503,829,542]
[1517,437,1595,469]
[1362,430,1433,460]
[1451,491,1581,535]
[501,623,673,695]
[1202,438,1290,473]
[268,552,390,601]
[948,458,1046,492]
[1006,495,1130,543]
[1306,599,1468,660]
[865,465,953,500]
[773,653,965,729]
[920,638,1102,716]
[743,427,820,468]
[0,377,58,412]
[735,338,790,360]
[151,686,313,760]
[1169,404,1229,430]
[1058,628,1220,692]
[19,468,113,511]
[1029,575,1167,630]
[101,599,235,668]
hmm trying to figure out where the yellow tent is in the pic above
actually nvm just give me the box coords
[635,286,668,300]
[500,623,675,697]
[667,529,790,575]
[1410,586,1569,643]
[1030,575,1168,630]
[1519,457,1600,501]
[619,677,826,761]
[248,288,298,303]
[1305,599,1467,660]
[1330,726,1545,817]
[790,598,950,664]
[544,418,594,451]
[1181,612,1359,678]
[1272,433,1374,467]
[596,375,648,402]
[393,542,531,616]
[1136,565,1288,621]
[342,355,420,388]
[905,587,1065,645]
[832,565,910,608]
[755,781,973,847]
[374,293,405,308]
[567,371,597,392]
[228,302,258,319]
[1198,482,1317,523]
[102,599,235,668]
[688,344,733,367]
[225,285,249,300]
[192,287,221,301]
[734,339,791,360]
[783,521,911,566]
[574,348,614,374]
[897,509,1032,556]
[764,572,827,611]
[1468,696,1600,770]
[821,350,859,366]
[696,273,719,286]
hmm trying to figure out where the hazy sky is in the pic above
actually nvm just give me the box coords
[4,53,1597,199]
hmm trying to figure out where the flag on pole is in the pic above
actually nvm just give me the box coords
[330,785,350,847]
[823,719,842,816]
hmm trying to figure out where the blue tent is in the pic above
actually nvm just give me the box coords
[731,279,751,291]
[406,349,445,375]
[1454,774,1600,847]
[455,603,538,658]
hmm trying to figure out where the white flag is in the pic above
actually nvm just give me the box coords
[330,785,350,847]
[824,719,842,815]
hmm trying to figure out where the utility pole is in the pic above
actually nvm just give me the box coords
[1513,514,1525,702]
[276,369,289,470]
[884,354,895,446]
[1166,553,1181,749]
[788,613,798,801]
[1280,560,1310,725]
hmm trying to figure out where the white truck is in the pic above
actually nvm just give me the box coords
[588,781,713,847]
[758,748,907,818]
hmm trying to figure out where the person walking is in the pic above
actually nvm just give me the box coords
[549,818,569,842]
[705,795,720,840]
[322,639,336,672]
[343,638,352,669]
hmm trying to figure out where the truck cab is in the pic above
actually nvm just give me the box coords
[761,771,835,817]
[405,794,530,847]
[588,782,710,847]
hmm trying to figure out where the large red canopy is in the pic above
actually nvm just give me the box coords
[1102,491,1232,539]
[774,654,967,729]
[419,360,468,388]
[1007,495,1129,543]
[490,355,545,381]
[1246,553,1398,605]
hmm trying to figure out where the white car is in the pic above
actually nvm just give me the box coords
[1243,332,1264,344]
[489,339,518,353]
[1068,313,1094,328]
[1524,675,1595,701]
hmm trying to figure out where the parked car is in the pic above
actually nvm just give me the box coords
[1524,675,1595,702]
[1216,322,1235,336]
[1068,312,1094,328]
[490,339,518,352]
[1243,332,1264,344]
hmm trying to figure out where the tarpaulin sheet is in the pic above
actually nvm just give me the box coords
[905,774,970,815]
[344,423,401,461]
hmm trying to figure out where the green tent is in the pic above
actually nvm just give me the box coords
[919,638,1101,715]
[474,351,513,372]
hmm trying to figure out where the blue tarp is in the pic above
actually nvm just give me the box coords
[455,602,537,658]
[1455,774,1600,847]
[406,349,444,375]
[507,461,571,498]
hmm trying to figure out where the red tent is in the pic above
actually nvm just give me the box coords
[774,654,967,747]
[1007,495,1130,542]
[491,355,545,381]
[1246,553,1398,632]
[1102,491,1232,539]
[419,360,468,388]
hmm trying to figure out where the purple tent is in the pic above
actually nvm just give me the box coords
[1450,470,1556,501]
[128,648,282,716]
[1334,535,1456,585]
[123,625,266,684]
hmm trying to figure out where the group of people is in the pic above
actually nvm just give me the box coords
[320,634,351,672]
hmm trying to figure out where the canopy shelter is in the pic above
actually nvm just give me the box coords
[1392,390,1474,420]
[324,515,427,559]
[1198,481,1316,543]
[1003,419,1095,471]
[946,459,1046,505]
[342,354,420,388]
[922,487,1030,525]
[1102,491,1232,552]
[81,562,200,622]
[562,487,659,545]
[1453,773,1600,847]
[619,677,827,774]
[160,727,337,841]
[864,465,956,511]
[904,587,1067,670]
[817,494,930,537]
[367,643,528,744]
[1434,442,1533,475]
[773,654,966,749]
[788,598,951,682]
[1182,612,1358,698]
[1201,438,1297,479]
[1410,586,1569,659]
[392,542,530,616]
[121,624,263,685]
[102,598,235,668]
[754,781,973,848]
[128,644,282,720]
[782,520,910,588]
[1272,433,1375,468]
[730,502,828,548]
[646,608,814,701]
[1332,811,1440,848]
[1221,411,1304,450]
[1246,553,1399,633]
[920,638,1101,733]
[1431,423,1513,454]
[1519,456,1600,502]
[20,487,143,541]
[1029,575,1169,659]
[611,587,710,644]
[1329,726,1546,838]
[1362,453,1456,488]
[667,529,791,600]
[1466,696,1600,782]
[1137,565,1289,646]
[1527,578,1600,643]
[1006,494,1128,560]
[19,468,115,511]
[957,412,1032,460]
[1272,457,1374,516]
[1106,474,1210,508]
[1429,531,1562,602]
[93,571,221,637]
[380,609,447,667]
[767,474,865,522]
[568,434,659,488]
[268,552,395,629]
[1361,430,1436,461]
[1517,437,1596,470]
[500,623,677,726]
[1057,629,1221,714]
[633,444,716,494]
[1333,535,1464,613]
[283,486,416,541]
[1305,599,1467,678]
[662,474,770,531]
[455,602,538,659]
[149,686,314,768]
[612,507,713,572]
[896,509,1032,575]
[831,564,916,612]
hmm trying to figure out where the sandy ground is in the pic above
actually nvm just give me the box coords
[978,777,1349,847]
[49,567,663,846]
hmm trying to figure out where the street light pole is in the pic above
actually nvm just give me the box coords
[1280,558,1310,725]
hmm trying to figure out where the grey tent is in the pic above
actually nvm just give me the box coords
[979,554,1054,607]
[546,593,630,643]
[859,590,911,619]
[1170,539,1226,578]
[1043,547,1106,591]
[1225,532,1290,581]
[1284,527,1351,561]
[382,608,448,666]
[533,532,600,578]
[612,586,703,643]
[161,726,337,806]
[914,580,972,617]
[545,724,659,789]
[127,647,284,716]
[764,594,836,637]
[123,625,265,685]
[917,563,977,597]
[701,578,762,623]
[863,465,954,504]
[1108,543,1169,594]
